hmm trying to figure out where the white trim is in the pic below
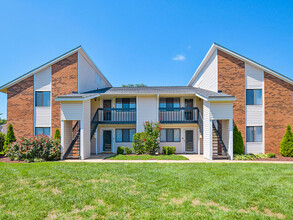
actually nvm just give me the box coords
[95,127,98,155]
[195,93,236,102]
[99,128,114,153]
[61,120,64,159]
[55,94,100,102]
[197,126,201,155]
[182,127,197,153]
[188,43,293,86]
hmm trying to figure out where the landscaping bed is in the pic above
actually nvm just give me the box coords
[106,154,188,160]
[0,162,292,219]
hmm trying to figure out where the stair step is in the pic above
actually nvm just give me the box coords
[64,156,80,159]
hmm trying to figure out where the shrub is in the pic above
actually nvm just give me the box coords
[132,132,147,154]
[54,128,61,140]
[0,132,5,153]
[117,146,124,154]
[163,146,176,155]
[280,124,293,157]
[124,147,132,155]
[234,153,276,160]
[132,122,161,154]
[267,153,276,158]
[3,124,16,154]
[6,135,61,162]
[233,125,244,155]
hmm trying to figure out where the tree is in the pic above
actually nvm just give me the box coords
[233,125,244,155]
[280,124,293,157]
[54,128,61,140]
[132,122,161,154]
[0,133,5,153]
[122,83,147,87]
[3,124,16,153]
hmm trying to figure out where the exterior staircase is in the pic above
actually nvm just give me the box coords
[212,121,229,159]
[63,121,81,159]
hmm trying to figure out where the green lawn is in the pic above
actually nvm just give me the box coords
[106,154,188,160]
[0,162,292,219]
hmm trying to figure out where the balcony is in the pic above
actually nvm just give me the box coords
[159,107,199,123]
[95,108,136,124]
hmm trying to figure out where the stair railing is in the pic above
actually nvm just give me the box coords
[63,121,80,158]
[212,121,229,158]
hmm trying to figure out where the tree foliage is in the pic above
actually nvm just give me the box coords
[3,124,16,153]
[280,124,293,157]
[233,125,244,155]
[132,122,161,154]
[54,128,61,140]
[122,83,147,87]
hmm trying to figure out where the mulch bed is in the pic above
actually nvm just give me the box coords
[253,155,293,161]
[0,156,27,163]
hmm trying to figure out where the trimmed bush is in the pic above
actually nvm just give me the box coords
[124,147,132,155]
[163,146,176,155]
[233,125,244,155]
[3,124,16,154]
[54,128,61,140]
[0,132,5,153]
[132,122,161,154]
[117,146,124,154]
[6,135,61,162]
[234,153,276,160]
[267,153,276,158]
[280,124,293,157]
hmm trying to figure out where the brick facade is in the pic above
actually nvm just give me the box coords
[51,53,78,135]
[264,72,293,153]
[217,50,246,145]
[7,76,34,137]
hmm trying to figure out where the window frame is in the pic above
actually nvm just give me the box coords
[246,126,262,142]
[35,91,51,107]
[246,89,262,105]
[116,128,136,142]
[116,98,136,109]
[159,98,180,109]
[35,127,51,136]
[160,128,181,142]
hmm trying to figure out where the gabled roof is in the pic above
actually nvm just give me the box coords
[188,43,293,86]
[0,46,112,93]
[55,86,236,101]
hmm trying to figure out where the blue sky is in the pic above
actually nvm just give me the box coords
[0,0,293,119]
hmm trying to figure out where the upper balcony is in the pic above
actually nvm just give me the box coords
[94,108,136,124]
[159,107,199,123]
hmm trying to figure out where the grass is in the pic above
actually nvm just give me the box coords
[106,154,188,160]
[0,162,292,219]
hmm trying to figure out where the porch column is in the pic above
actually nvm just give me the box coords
[61,120,64,159]
[229,119,233,160]
[197,126,200,155]
[80,100,91,160]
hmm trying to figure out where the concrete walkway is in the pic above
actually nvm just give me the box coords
[62,154,293,163]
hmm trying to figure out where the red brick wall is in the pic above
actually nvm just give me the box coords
[264,72,293,153]
[217,50,246,145]
[7,76,34,137]
[51,52,78,135]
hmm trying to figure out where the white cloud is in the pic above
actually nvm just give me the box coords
[173,54,186,61]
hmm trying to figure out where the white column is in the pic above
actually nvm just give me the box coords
[61,120,64,159]
[229,119,233,160]
[80,119,84,160]
[197,126,200,155]
[210,120,213,160]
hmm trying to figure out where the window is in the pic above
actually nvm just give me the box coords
[246,126,262,142]
[35,91,50,107]
[116,129,135,142]
[35,127,50,136]
[160,129,180,142]
[116,98,136,109]
[159,98,180,109]
[246,89,262,105]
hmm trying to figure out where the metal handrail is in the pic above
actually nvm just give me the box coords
[159,107,199,123]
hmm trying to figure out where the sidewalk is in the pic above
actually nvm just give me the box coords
[62,154,293,164]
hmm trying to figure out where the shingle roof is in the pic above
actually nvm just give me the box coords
[56,86,235,100]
